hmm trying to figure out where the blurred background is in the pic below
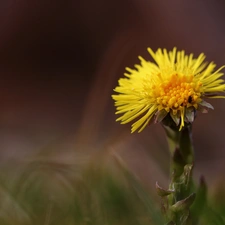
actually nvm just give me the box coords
[0,0,225,224]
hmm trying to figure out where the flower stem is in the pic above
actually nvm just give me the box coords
[162,125,195,225]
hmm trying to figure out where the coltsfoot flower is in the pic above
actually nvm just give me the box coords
[112,48,225,133]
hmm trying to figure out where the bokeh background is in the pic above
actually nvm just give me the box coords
[1,0,225,224]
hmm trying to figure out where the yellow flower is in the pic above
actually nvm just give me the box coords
[112,48,225,133]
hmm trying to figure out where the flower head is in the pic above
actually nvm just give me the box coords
[112,48,225,133]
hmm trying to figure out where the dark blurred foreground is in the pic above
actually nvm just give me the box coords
[0,150,225,225]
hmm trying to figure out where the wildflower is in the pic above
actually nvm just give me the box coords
[112,48,225,133]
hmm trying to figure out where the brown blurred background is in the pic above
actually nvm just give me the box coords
[0,0,225,191]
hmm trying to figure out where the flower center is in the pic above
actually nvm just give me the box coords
[153,74,202,113]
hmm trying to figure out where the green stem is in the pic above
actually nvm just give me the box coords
[163,125,195,225]
[164,125,194,164]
